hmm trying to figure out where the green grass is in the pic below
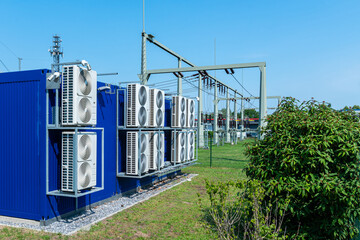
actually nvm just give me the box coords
[0,140,252,239]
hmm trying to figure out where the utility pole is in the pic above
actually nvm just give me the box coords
[18,58,22,71]
[198,74,204,148]
[140,0,147,85]
[225,88,230,143]
[214,81,218,144]
[234,92,237,144]
[177,58,182,95]
[49,35,63,72]
[240,69,244,141]
[259,66,267,139]
[141,32,147,85]
[213,38,218,144]
[240,97,244,141]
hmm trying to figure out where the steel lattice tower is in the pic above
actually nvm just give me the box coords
[49,35,63,72]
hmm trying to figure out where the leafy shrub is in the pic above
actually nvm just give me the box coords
[199,179,292,239]
[246,97,360,239]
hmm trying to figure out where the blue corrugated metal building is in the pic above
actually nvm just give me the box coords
[0,69,186,224]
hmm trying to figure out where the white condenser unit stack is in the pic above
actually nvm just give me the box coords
[62,132,97,192]
[62,65,97,126]
[172,96,186,128]
[126,132,149,175]
[186,98,195,128]
[149,89,165,127]
[127,84,149,127]
[149,132,165,170]
[187,130,195,161]
[171,131,186,163]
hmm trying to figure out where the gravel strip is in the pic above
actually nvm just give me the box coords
[0,173,198,235]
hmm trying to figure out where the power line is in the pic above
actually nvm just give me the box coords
[159,74,258,114]
[230,73,254,97]
[0,40,18,58]
[0,59,9,72]
[0,40,22,71]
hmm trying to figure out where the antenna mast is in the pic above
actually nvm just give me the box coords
[141,0,147,85]
[49,35,63,72]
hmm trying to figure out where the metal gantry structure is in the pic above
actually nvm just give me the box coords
[49,35,63,72]
[139,32,267,145]
[217,95,281,140]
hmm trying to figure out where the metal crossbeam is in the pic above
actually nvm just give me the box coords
[144,33,240,93]
[145,62,266,76]
[146,34,194,67]
[143,32,267,140]
[217,96,281,101]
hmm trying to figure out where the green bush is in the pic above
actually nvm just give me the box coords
[245,97,360,239]
[199,179,292,239]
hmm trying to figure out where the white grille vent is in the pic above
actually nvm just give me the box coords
[127,84,149,127]
[149,89,165,127]
[126,131,150,175]
[149,131,165,170]
[187,130,195,161]
[171,96,186,128]
[62,132,97,192]
[61,65,97,126]
[171,131,186,163]
[62,133,74,191]
[186,99,195,128]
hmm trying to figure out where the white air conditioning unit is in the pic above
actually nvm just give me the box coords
[127,84,149,127]
[149,131,165,170]
[62,132,97,192]
[171,96,186,128]
[126,131,149,175]
[171,131,186,163]
[186,98,195,128]
[62,65,97,126]
[149,89,165,127]
[187,130,195,161]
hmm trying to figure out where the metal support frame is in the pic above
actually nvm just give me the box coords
[145,62,266,76]
[203,123,211,149]
[259,66,267,139]
[141,32,147,85]
[241,97,244,141]
[218,95,281,102]
[144,62,267,140]
[144,33,239,92]
[51,61,83,72]
[116,160,197,179]
[45,90,105,198]
[143,33,251,147]
[217,95,280,141]
[198,74,204,148]
[225,88,230,143]
[177,59,182,95]
[49,35,63,72]
[234,92,238,144]
[214,81,218,144]
[116,88,198,178]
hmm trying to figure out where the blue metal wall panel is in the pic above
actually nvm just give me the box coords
[164,98,172,127]
[0,70,49,220]
[0,71,180,221]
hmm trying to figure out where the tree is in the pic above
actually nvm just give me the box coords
[353,105,360,109]
[219,108,235,118]
[237,109,259,119]
[246,97,360,239]
[220,108,227,117]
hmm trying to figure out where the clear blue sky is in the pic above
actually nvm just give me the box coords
[0,0,359,111]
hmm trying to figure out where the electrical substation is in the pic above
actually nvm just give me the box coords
[0,26,274,224]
